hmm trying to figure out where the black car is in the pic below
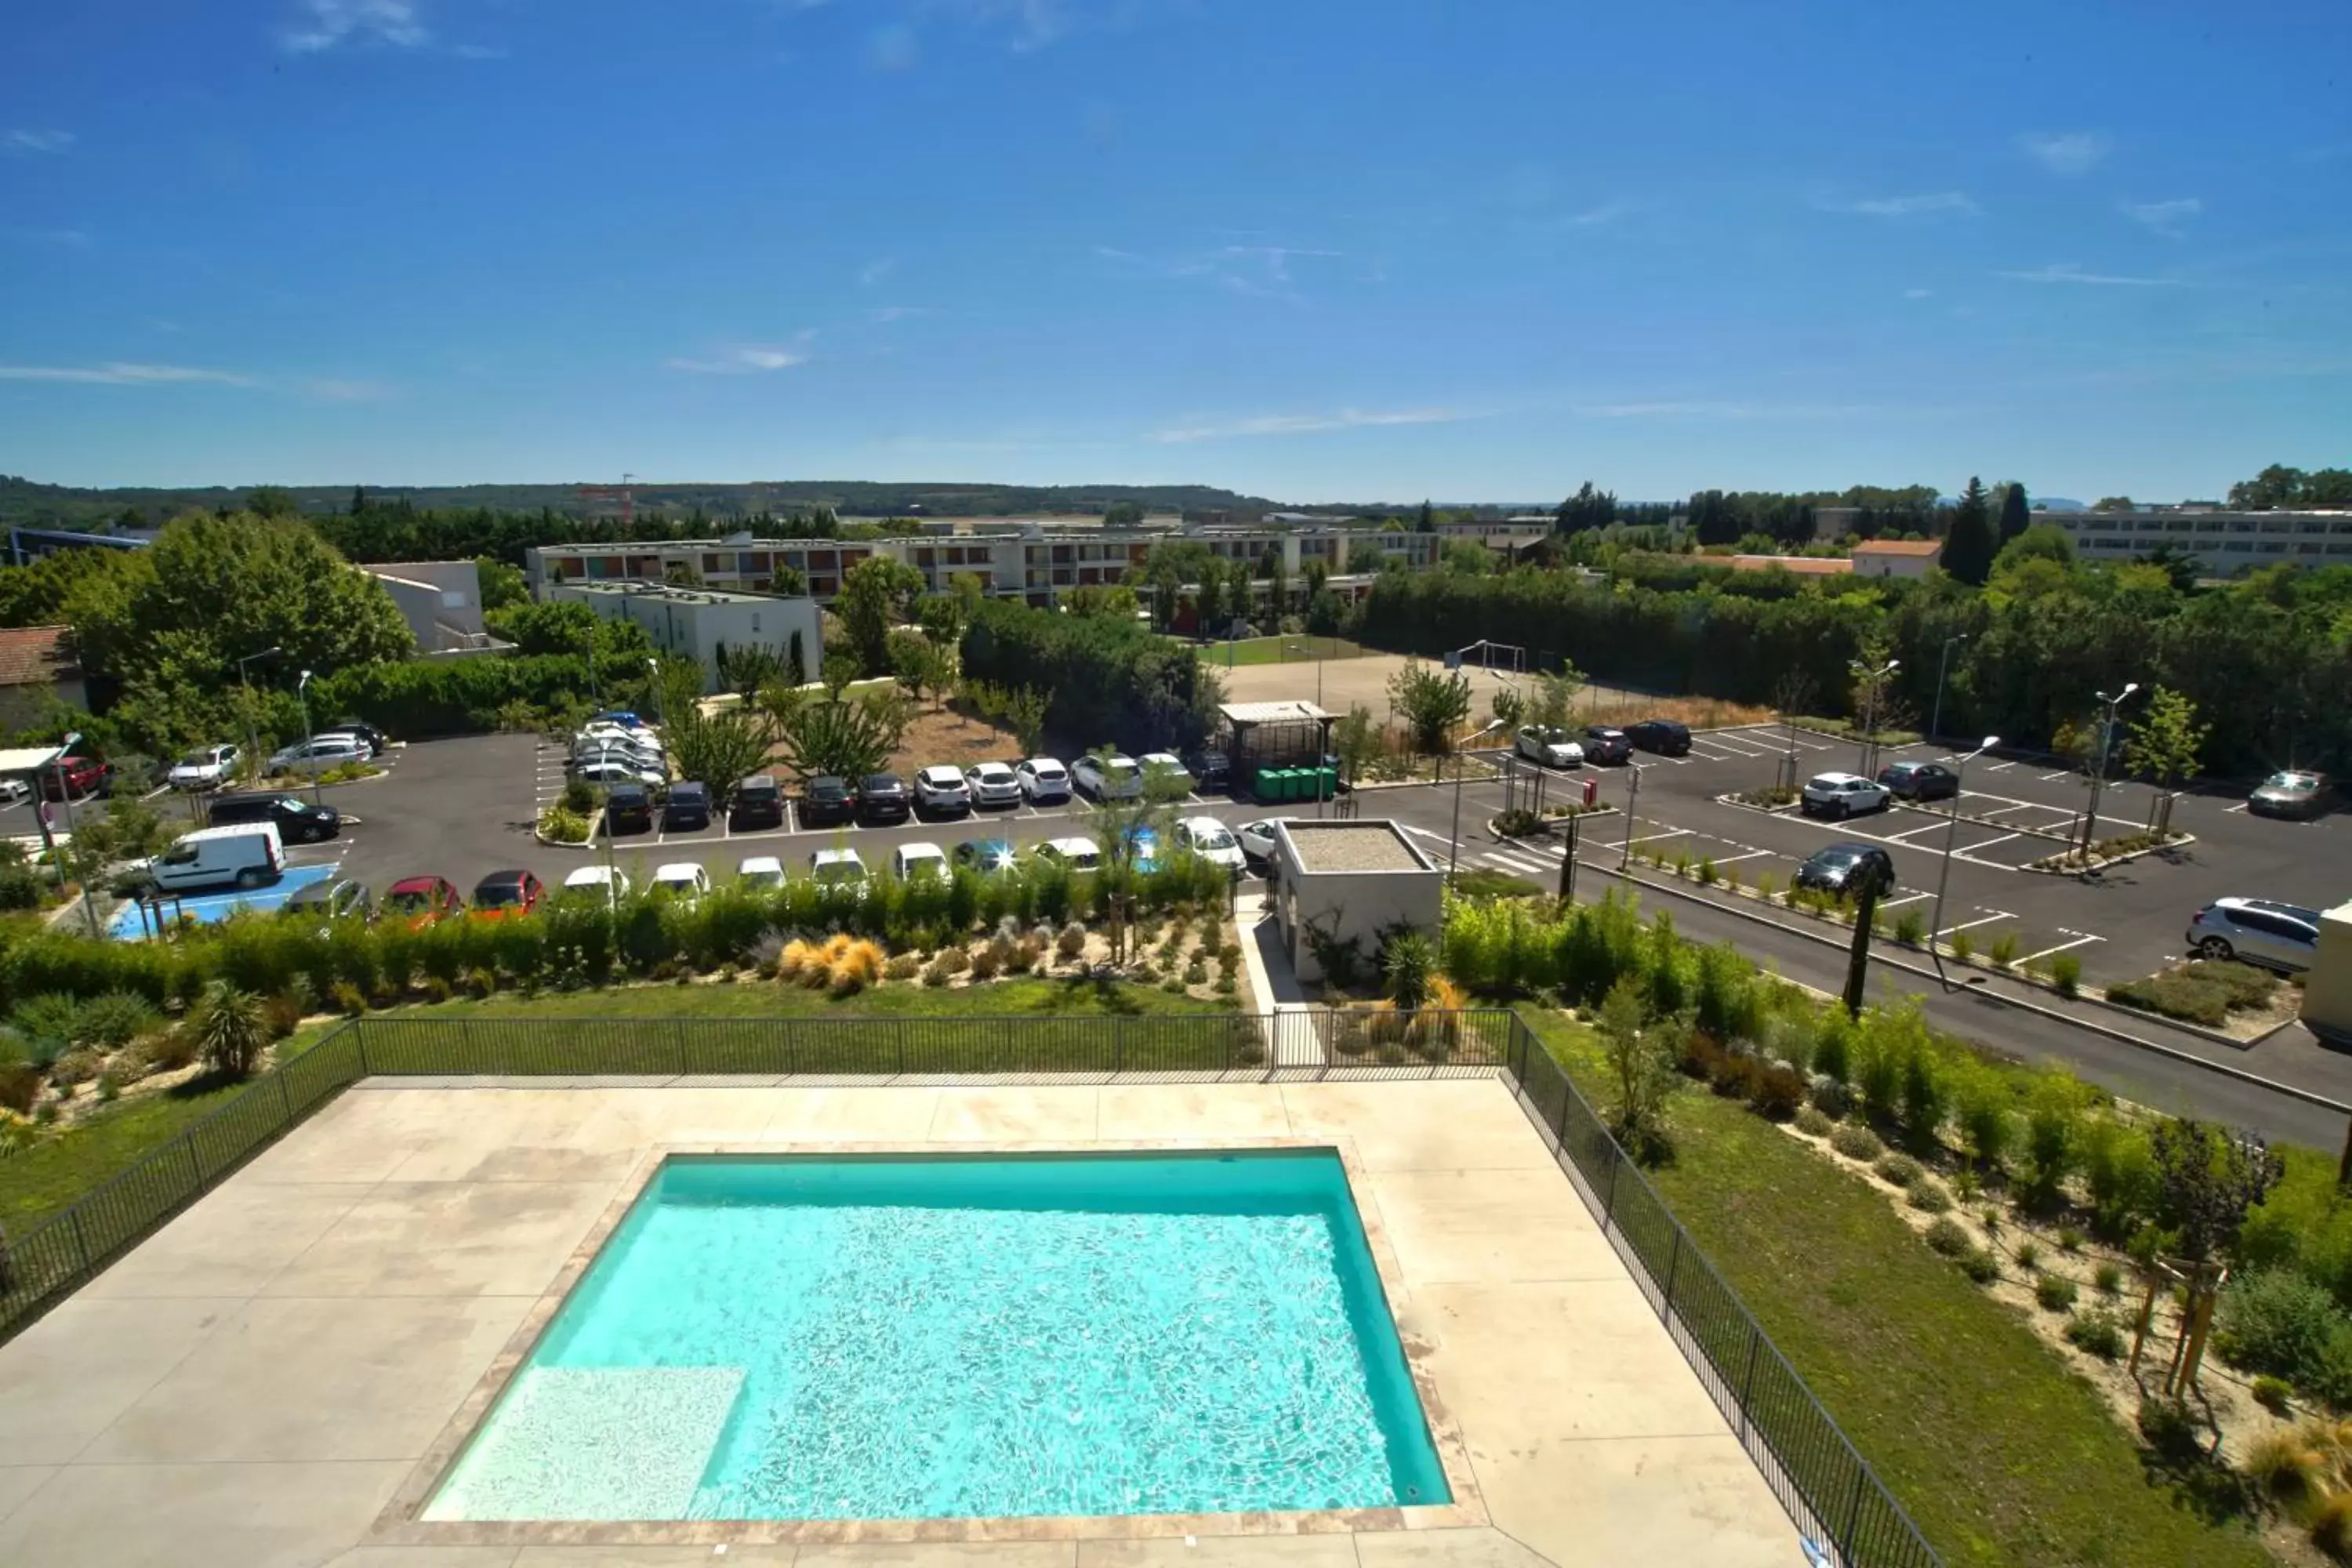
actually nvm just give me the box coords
[208,793,342,843]
[856,772,912,825]
[799,775,856,827]
[1795,843,1896,898]
[663,781,711,831]
[604,783,653,834]
[328,718,388,753]
[1878,760,1960,801]
[1581,725,1633,764]
[284,876,373,922]
[1183,747,1231,793]
[731,772,786,829]
[1623,719,1692,757]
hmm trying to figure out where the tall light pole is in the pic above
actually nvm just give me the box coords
[644,656,662,728]
[1849,656,1899,778]
[47,730,100,938]
[1447,718,1506,885]
[296,670,323,810]
[236,644,282,782]
[1620,760,1648,871]
[1930,737,1998,982]
[2078,684,2140,862]
[1929,634,1969,746]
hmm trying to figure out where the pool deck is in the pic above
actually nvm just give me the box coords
[0,1078,1802,1567]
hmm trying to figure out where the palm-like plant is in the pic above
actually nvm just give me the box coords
[1381,931,1436,1010]
[194,981,267,1080]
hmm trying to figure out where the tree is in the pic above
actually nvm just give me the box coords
[194,981,268,1080]
[1265,550,1288,619]
[474,557,529,612]
[770,688,909,782]
[663,703,778,805]
[1416,499,1434,532]
[715,641,785,699]
[2136,541,2200,593]
[1598,976,1677,1164]
[837,554,924,671]
[1386,658,1472,753]
[1102,499,1146,528]
[1525,664,1584,731]
[1941,477,1996,586]
[1332,702,1382,784]
[886,627,953,706]
[1996,481,2031,546]
[821,650,862,699]
[2092,495,2136,513]
[1490,683,1525,729]
[1064,583,1138,620]
[2122,685,2209,833]
[785,629,808,688]
[1003,686,1049,754]
[1555,481,1616,535]
[244,487,298,520]
[1440,539,1493,575]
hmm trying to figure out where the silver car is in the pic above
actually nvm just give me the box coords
[2185,897,2321,973]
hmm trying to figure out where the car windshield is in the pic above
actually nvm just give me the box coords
[1102,760,1136,778]
[475,883,522,906]
[2266,773,2319,790]
[384,889,434,911]
[176,751,212,767]
[1817,850,1862,868]
[1191,826,1236,851]
[815,861,863,884]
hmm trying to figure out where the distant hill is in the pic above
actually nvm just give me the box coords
[0,475,1285,529]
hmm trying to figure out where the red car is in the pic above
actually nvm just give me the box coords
[38,754,111,801]
[383,875,463,928]
[469,869,544,919]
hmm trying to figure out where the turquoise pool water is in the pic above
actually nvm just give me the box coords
[428,1151,1448,1522]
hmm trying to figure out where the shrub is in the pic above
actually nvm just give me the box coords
[884,953,922,981]
[2094,1261,2123,1295]
[920,956,954,987]
[2056,1225,2085,1253]
[1214,974,1238,996]
[1829,1123,1883,1162]
[1695,856,1719,886]
[48,1047,103,1088]
[1055,921,1087,960]
[1893,908,1927,947]
[1989,931,2020,970]
[2136,1397,2205,1466]
[1925,1216,1973,1256]
[2217,1270,2352,1399]
[1907,1181,1954,1214]
[2015,1239,2041,1270]
[1948,928,1974,964]
[1961,1247,2001,1283]
[1753,871,1777,902]
[1874,1151,1922,1188]
[1793,1104,1834,1138]
[1183,959,1208,985]
[969,945,1004,981]
[2035,1273,2078,1312]
[192,982,267,1079]
[2316,1492,2352,1563]
[2252,1374,2296,1415]
[328,980,366,1015]
[2049,951,2082,998]
[2106,971,2229,1026]
[2245,1428,2318,1505]
[2065,1313,2125,1359]
[1160,975,1186,994]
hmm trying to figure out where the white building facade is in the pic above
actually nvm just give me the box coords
[546,581,823,694]
[2051,509,2352,576]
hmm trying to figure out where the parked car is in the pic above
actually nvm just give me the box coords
[208,792,340,843]
[267,735,367,775]
[1138,752,1188,791]
[285,875,373,927]
[572,759,667,789]
[572,740,666,774]
[310,727,380,759]
[1794,843,1896,898]
[1073,753,1142,800]
[1581,726,1633,765]
[1235,818,1290,865]
[142,824,283,894]
[603,783,654,834]
[799,775,857,827]
[1514,724,1584,768]
[470,869,543,918]
[856,772,911,825]
[328,719,388,753]
[167,744,241,791]
[736,855,786,889]
[810,847,868,894]
[663,781,712,831]
[1878,760,1960,802]
[1033,837,1102,872]
[953,837,1019,873]
[1017,757,1073,803]
[383,875,463,928]
[1623,719,1693,757]
[913,764,973,816]
[1183,747,1231,792]
[893,842,950,881]
[2249,771,2335,820]
[0,779,27,807]
[1802,771,1891,820]
[1173,816,1245,875]
[964,760,1022,808]
[2187,898,2322,972]
[650,862,710,902]
[562,864,631,905]
[38,753,111,800]
[730,773,786,830]
[590,710,650,731]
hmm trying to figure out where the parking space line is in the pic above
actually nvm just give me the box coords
[1686,747,1744,763]
[2038,770,2074,783]
[2225,802,2249,815]
[1708,848,1774,866]
[1699,732,1773,757]
[1882,820,1953,844]
[1617,826,1694,848]
[1980,760,2018,772]
[2021,934,2103,964]
[1955,831,2023,855]
[1878,891,1932,909]
[1934,911,2011,938]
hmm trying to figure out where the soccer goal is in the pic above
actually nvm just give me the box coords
[1445,640,1526,675]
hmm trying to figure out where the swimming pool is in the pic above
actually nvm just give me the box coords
[427,1150,1449,1522]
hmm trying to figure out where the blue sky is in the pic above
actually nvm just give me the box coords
[2,0,2347,504]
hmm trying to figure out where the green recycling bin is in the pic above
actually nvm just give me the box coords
[1314,765,1338,800]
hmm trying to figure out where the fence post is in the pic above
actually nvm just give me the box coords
[276,1069,293,1122]
[1737,1327,1762,1446]
[1115,1014,1126,1077]
[355,1018,370,1077]
[1838,1465,1868,1564]
[1602,1149,1622,1227]
[1660,1229,1682,1324]
[896,1018,907,1078]
[68,1207,92,1281]
[673,1019,688,1077]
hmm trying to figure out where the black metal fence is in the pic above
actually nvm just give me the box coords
[1501,1022,1942,1568]
[0,1004,1939,1568]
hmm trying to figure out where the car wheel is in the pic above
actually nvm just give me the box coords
[2198,937,2234,961]
[234,868,263,889]
[1834,800,1849,820]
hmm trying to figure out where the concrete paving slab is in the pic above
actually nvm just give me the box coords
[1471,1432,1791,1568]
[260,1180,619,1298]
[1351,1528,1552,1568]
[759,1086,944,1142]
[511,1544,797,1565]
[928,1085,1102,1142]
[0,1295,234,1464]
[328,1549,521,1566]
[0,1464,57,1524]
[1096,1083,1291,1141]
[797,1547,1077,1568]
[1279,1082,1558,1172]
[0,1459,411,1568]
[1076,1540,1359,1568]
[1364,1168,1624,1285]
[80,1181,376,1300]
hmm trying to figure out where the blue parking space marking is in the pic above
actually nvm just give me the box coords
[108,863,338,940]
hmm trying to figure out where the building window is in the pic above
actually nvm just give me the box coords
[2328,544,2352,555]
[2226,542,2256,553]
[2259,543,2288,554]
[2197,521,2227,533]
[2299,543,2324,554]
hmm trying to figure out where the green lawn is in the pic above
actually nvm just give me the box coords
[1191,634,1365,666]
[0,978,1227,1237]
[1526,1013,2271,1568]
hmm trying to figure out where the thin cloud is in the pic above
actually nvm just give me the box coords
[306,378,394,401]
[859,255,898,287]
[1150,408,1470,445]
[1903,288,1933,299]
[2017,131,2111,176]
[1998,263,2185,287]
[0,362,256,387]
[1573,400,1874,422]
[2,129,74,156]
[281,0,430,55]
[1569,200,1633,227]
[1097,241,1341,299]
[1817,191,1980,218]
[12,227,92,248]
[665,344,809,374]
[2122,197,2201,236]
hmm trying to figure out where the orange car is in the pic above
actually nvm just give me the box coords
[383,875,463,929]
[470,869,544,920]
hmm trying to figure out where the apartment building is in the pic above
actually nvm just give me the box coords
[526,536,877,601]
[546,581,822,694]
[2052,509,2352,575]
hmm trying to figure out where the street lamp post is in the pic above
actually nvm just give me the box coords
[1930,737,1999,982]
[236,645,282,782]
[45,730,101,938]
[296,670,322,810]
[1929,634,1969,746]
[1620,761,1647,871]
[1849,657,1900,778]
[1447,718,1506,885]
[2078,684,2140,862]
[644,657,662,728]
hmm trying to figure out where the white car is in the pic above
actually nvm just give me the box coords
[311,728,380,759]
[913,765,973,816]
[2186,898,2322,974]
[561,864,631,904]
[650,862,710,901]
[1017,757,1072,803]
[1033,836,1102,872]
[168,744,241,791]
[964,760,1022,808]
[1138,752,1188,789]
[0,779,29,808]
[736,855,785,889]
[268,735,368,775]
[576,722,655,750]
[1514,725,1584,769]
[1073,753,1142,800]
[572,735,664,766]
[571,760,668,789]
[892,841,950,881]
[1802,771,1891,820]
[1173,816,1246,875]
[1235,818,1290,865]
[810,847,868,893]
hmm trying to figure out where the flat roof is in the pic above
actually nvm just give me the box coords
[0,744,66,774]
[1852,539,1944,557]
[1220,700,1334,725]
[556,581,790,605]
[1280,819,1434,873]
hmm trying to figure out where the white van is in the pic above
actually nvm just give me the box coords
[147,824,285,894]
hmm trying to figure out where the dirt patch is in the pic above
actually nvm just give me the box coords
[1214,652,1773,731]
[882,704,1027,778]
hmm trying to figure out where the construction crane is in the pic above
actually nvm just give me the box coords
[577,473,638,528]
